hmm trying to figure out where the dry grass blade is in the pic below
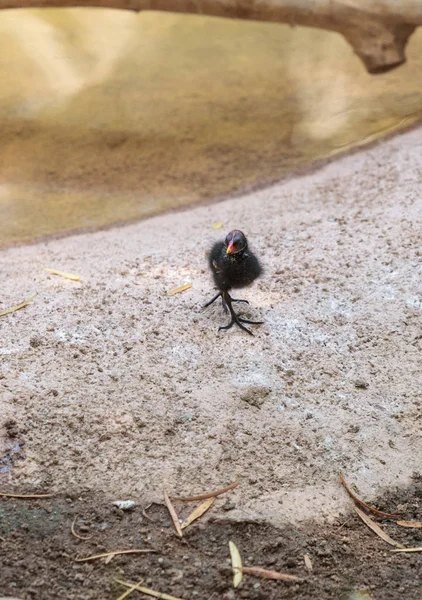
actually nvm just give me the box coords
[242,566,301,581]
[166,283,192,296]
[173,481,239,502]
[391,546,422,553]
[396,521,422,528]
[0,293,37,318]
[304,554,313,572]
[0,490,52,499]
[163,489,182,537]
[229,541,243,588]
[71,517,93,541]
[339,474,399,518]
[181,497,215,530]
[354,506,404,548]
[45,268,80,281]
[114,579,144,600]
[116,579,188,600]
[75,549,155,562]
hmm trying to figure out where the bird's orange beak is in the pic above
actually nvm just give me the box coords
[226,240,235,254]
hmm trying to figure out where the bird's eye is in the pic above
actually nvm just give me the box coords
[233,236,241,245]
[225,234,232,244]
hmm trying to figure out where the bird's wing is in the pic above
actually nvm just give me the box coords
[212,260,222,273]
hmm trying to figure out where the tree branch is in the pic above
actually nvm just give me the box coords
[1,0,420,73]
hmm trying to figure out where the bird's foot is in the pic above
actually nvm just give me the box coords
[218,315,263,336]
[231,298,249,304]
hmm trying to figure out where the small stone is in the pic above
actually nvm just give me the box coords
[348,425,360,434]
[4,419,19,438]
[175,413,195,424]
[354,380,368,389]
[222,501,236,511]
[112,500,136,510]
[29,335,43,348]
[239,386,271,408]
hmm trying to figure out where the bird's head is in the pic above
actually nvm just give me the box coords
[225,230,247,255]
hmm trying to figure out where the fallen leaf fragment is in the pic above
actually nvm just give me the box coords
[229,541,243,588]
[340,474,399,518]
[71,517,93,541]
[396,521,422,528]
[0,294,37,318]
[0,491,52,499]
[75,549,155,562]
[354,506,404,548]
[242,566,300,581]
[174,481,239,502]
[116,579,188,600]
[114,579,144,600]
[163,489,183,537]
[304,554,313,572]
[45,268,80,281]
[166,283,192,296]
[181,497,215,530]
[391,546,422,553]
[212,222,224,229]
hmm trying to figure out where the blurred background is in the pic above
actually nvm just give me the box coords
[1,8,421,247]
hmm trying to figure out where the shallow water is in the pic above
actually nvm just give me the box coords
[0,9,421,247]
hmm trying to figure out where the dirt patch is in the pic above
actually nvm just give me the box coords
[1,484,421,599]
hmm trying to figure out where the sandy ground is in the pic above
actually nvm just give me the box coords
[1,127,421,527]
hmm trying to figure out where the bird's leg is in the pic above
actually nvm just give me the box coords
[223,297,249,313]
[218,291,263,336]
[204,291,222,308]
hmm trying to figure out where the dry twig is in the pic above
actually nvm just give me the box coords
[45,268,80,281]
[163,489,183,538]
[114,579,144,600]
[339,474,399,518]
[142,503,155,523]
[0,294,37,318]
[173,481,239,502]
[242,566,300,581]
[116,579,188,600]
[392,546,422,553]
[75,549,155,562]
[0,490,52,498]
[71,517,93,541]
[166,284,192,296]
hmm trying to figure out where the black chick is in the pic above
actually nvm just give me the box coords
[205,229,263,335]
